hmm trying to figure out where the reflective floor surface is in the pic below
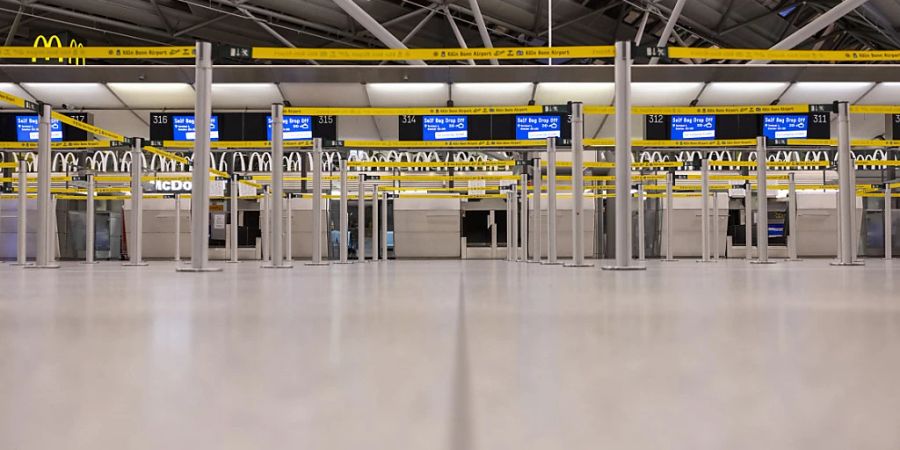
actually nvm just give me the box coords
[1,259,899,450]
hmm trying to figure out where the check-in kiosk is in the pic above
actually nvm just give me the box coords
[793,191,863,257]
[393,197,460,258]
[461,198,505,259]
[662,194,728,258]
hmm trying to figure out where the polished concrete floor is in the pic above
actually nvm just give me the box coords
[1,258,898,450]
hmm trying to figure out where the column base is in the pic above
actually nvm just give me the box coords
[696,259,717,263]
[226,260,241,264]
[750,260,777,265]
[261,264,294,269]
[123,262,149,267]
[601,265,646,271]
[305,262,331,266]
[334,261,355,265]
[830,261,865,266]
[565,263,595,268]
[661,258,679,262]
[787,258,803,262]
[10,263,33,267]
[540,261,564,266]
[81,261,100,265]
[176,267,223,272]
[25,264,60,269]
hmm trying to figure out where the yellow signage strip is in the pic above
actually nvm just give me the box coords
[850,106,900,114]
[583,106,615,115]
[710,160,831,168]
[0,46,195,59]
[0,90,31,109]
[252,45,615,61]
[161,140,313,149]
[347,160,515,168]
[667,47,900,62]
[634,139,758,147]
[284,106,544,116]
[634,105,810,115]
[852,140,900,147]
[343,140,541,148]
[584,138,616,147]
[0,162,17,169]
[50,112,126,141]
[0,140,115,149]
[143,145,189,165]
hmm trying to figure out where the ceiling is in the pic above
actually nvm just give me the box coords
[0,0,898,65]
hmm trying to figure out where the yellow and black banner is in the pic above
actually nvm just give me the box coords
[0,46,195,60]
[0,140,115,149]
[633,105,809,115]
[667,47,900,62]
[51,112,127,141]
[283,105,544,116]
[251,45,615,61]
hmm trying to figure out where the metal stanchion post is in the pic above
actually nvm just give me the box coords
[836,189,842,262]
[307,138,328,266]
[532,158,542,262]
[850,160,861,263]
[886,186,893,260]
[372,181,379,261]
[745,180,754,260]
[519,173,528,262]
[380,192,388,260]
[752,137,775,265]
[544,138,561,265]
[337,159,351,264]
[124,138,147,266]
[174,193,182,262]
[178,41,221,272]
[832,102,861,266]
[261,188,270,262]
[638,183,645,261]
[699,158,711,262]
[788,172,801,261]
[713,191,720,261]
[13,159,28,266]
[264,103,290,269]
[506,191,514,261]
[358,174,366,262]
[31,103,58,269]
[511,183,519,261]
[567,102,591,267]
[662,171,677,262]
[285,194,292,263]
[228,175,239,263]
[83,173,97,264]
[603,41,642,270]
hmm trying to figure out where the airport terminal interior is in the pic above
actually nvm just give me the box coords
[2,0,900,448]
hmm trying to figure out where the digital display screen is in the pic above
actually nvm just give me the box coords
[515,115,562,139]
[670,115,716,140]
[172,115,219,141]
[15,115,62,142]
[763,115,808,139]
[768,223,785,238]
[422,115,467,141]
[267,115,313,140]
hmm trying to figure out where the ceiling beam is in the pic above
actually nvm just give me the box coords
[466,0,498,65]
[331,0,427,65]
[443,6,475,65]
[649,0,687,65]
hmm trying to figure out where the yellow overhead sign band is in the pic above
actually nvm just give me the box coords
[348,160,515,168]
[0,46,195,59]
[252,45,615,61]
[0,140,114,149]
[850,106,900,114]
[51,112,126,141]
[667,47,900,62]
[284,106,544,116]
[634,139,758,147]
[633,105,809,115]
[583,106,615,115]
[343,140,541,148]
[161,140,313,149]
[0,90,29,108]
[584,138,616,147]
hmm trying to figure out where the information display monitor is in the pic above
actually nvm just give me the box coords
[15,115,62,142]
[515,115,562,140]
[422,116,467,141]
[762,115,808,139]
[267,115,313,140]
[670,115,716,140]
[172,115,219,141]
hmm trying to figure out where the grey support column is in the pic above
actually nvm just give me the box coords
[662,171,676,262]
[699,158,711,262]
[265,103,290,268]
[380,192,388,260]
[32,103,57,269]
[713,190,720,261]
[544,138,561,265]
[261,188,269,262]
[372,181,379,261]
[519,173,528,262]
[337,159,351,264]
[358,174,366,262]
[175,193,182,262]
[124,138,147,266]
[285,195,292,262]
[752,137,775,265]
[532,157,542,262]
[228,175,239,263]
[832,101,860,266]
[506,191,514,261]
[178,41,220,272]
[637,183,645,261]
[788,172,801,261]
[603,41,643,271]
[83,173,97,264]
[886,186,893,260]
[511,184,519,261]
[745,180,754,260]
[567,102,591,267]
[14,159,27,266]
[307,139,329,266]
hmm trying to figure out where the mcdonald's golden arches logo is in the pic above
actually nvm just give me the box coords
[32,34,85,65]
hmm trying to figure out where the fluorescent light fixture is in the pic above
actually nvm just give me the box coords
[21,83,120,108]
[367,83,447,106]
[535,82,615,104]
[453,83,532,105]
[107,83,194,109]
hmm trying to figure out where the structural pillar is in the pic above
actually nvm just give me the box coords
[637,182,645,261]
[337,159,351,264]
[380,192,388,260]
[178,41,221,272]
[228,175,239,263]
[662,170,676,262]
[752,137,775,265]
[32,103,57,269]
[358,174,366,262]
[886,186,893,260]
[567,102,591,267]
[544,138,560,265]
[532,157,542,262]
[832,101,860,265]
[14,159,27,266]
[265,103,290,268]
[307,138,328,266]
[788,172,801,261]
[83,173,97,264]
[519,172,528,262]
[372,181,379,261]
[699,158,711,262]
[124,138,147,266]
[745,180,754,260]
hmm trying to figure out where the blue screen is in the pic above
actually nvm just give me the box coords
[267,115,313,140]
[16,115,62,142]
[763,115,808,139]
[422,116,467,141]
[515,115,561,140]
[670,115,716,140]
[172,115,219,141]
[768,223,785,237]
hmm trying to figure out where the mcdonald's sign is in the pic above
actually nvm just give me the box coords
[32,34,85,65]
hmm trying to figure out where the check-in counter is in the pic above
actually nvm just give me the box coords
[394,198,460,258]
[531,196,594,259]
[124,198,191,259]
[286,197,327,259]
[794,192,863,257]
[0,198,37,260]
[661,194,728,258]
